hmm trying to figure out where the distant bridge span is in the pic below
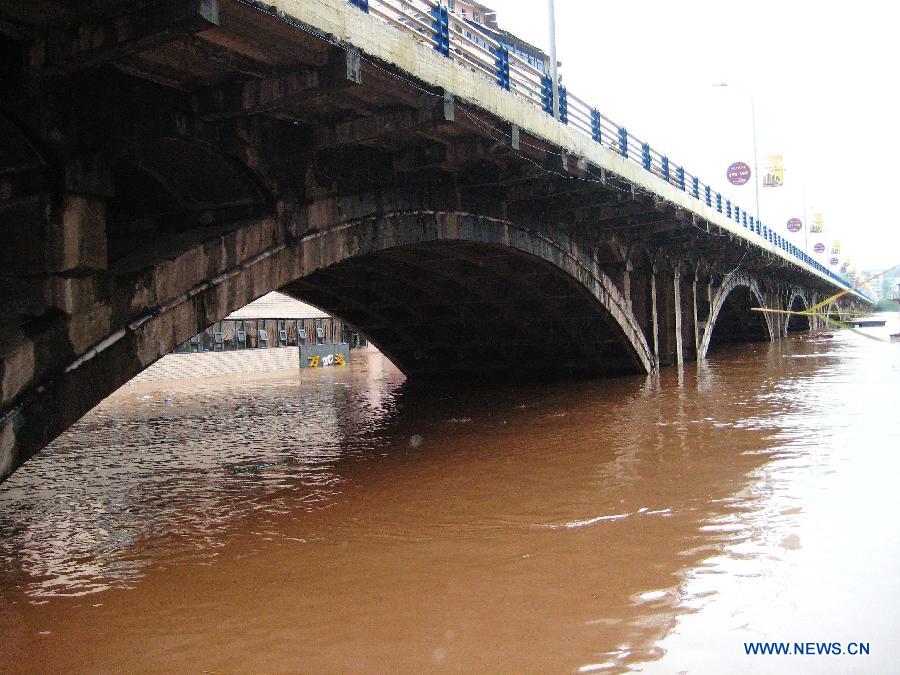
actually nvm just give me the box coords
[0,0,868,481]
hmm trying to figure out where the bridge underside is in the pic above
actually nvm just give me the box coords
[708,287,771,348]
[0,0,869,481]
[786,295,812,334]
[284,241,636,378]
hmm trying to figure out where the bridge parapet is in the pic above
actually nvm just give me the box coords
[327,0,866,300]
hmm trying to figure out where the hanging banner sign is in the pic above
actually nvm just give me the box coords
[727,161,752,186]
[762,154,784,187]
[814,242,826,253]
[811,213,824,233]
[787,217,803,233]
[829,257,839,266]
[831,240,841,255]
[841,264,848,273]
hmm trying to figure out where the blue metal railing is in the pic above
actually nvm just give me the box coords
[347,0,866,298]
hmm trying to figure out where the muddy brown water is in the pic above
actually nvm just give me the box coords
[1,317,899,673]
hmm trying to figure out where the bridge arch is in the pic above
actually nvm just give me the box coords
[786,290,812,334]
[824,301,843,326]
[698,273,773,359]
[2,210,653,480]
[284,215,652,378]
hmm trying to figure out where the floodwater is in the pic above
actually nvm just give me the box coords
[1,316,899,673]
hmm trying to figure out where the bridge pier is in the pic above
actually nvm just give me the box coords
[673,269,684,367]
[655,268,679,367]
[649,272,661,366]
[692,275,701,357]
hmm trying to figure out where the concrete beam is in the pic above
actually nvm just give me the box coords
[31,0,221,73]
[314,92,454,150]
[392,137,508,173]
[194,50,362,120]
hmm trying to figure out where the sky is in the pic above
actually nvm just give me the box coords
[484,0,900,272]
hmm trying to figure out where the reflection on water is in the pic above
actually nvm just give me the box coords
[1,316,899,672]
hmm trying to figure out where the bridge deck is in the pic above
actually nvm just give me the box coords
[247,0,863,300]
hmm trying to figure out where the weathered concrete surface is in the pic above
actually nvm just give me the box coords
[0,0,868,481]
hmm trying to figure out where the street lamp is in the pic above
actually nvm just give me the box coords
[713,82,760,225]
[548,0,560,120]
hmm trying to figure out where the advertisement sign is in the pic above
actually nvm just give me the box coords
[787,218,802,233]
[811,213,824,233]
[727,161,752,186]
[829,257,839,266]
[814,242,826,254]
[831,240,841,255]
[762,154,784,187]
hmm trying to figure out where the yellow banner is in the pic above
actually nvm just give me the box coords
[831,240,841,255]
[810,213,825,233]
[762,154,784,187]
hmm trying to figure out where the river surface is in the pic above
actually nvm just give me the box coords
[1,316,899,673]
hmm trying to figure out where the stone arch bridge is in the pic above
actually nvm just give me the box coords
[0,0,867,481]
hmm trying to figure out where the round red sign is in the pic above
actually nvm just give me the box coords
[727,162,752,186]
[814,243,826,253]
[829,257,839,266]
[787,218,802,233]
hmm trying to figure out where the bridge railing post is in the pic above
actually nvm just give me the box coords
[349,0,369,12]
[558,86,568,124]
[716,192,722,213]
[540,75,552,115]
[618,127,628,158]
[540,76,567,122]
[495,44,510,90]
[430,5,450,57]
[641,143,651,171]
[726,198,731,218]
[676,166,685,191]
[590,109,601,143]
[692,176,700,199]
[705,186,712,207]
[734,205,740,223]
[661,156,670,182]
[743,212,748,228]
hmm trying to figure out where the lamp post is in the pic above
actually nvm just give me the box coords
[713,83,760,225]
[548,0,560,120]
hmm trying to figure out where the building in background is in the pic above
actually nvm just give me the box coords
[450,0,550,75]
[861,270,884,301]
[173,292,367,353]
[448,0,497,27]
[128,293,370,383]
[861,268,900,305]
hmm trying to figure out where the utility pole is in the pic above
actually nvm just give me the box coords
[548,0,560,120]
[801,180,809,255]
[714,83,760,225]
